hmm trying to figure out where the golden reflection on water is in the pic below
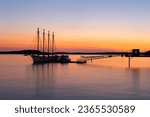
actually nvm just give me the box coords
[0,55,150,68]
[0,55,150,99]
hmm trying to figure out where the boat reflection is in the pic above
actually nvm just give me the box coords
[31,63,56,99]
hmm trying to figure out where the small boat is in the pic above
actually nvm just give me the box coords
[76,59,87,64]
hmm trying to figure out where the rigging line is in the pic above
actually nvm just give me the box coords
[45,39,48,52]
[22,33,37,50]
[40,37,42,51]
[33,33,37,50]
[34,40,37,50]
[55,43,57,52]
[54,35,57,51]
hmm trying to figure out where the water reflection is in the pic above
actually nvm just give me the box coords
[131,68,140,93]
[31,64,56,99]
[0,55,150,99]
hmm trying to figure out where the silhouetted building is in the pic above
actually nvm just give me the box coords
[132,49,140,56]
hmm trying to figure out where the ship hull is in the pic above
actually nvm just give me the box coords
[31,55,71,63]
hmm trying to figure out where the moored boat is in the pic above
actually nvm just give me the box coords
[31,28,71,63]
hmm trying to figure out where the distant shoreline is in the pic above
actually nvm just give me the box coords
[0,50,40,55]
[0,50,150,56]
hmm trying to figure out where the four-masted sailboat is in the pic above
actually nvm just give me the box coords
[31,28,71,63]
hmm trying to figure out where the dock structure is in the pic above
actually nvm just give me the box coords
[69,55,118,63]
[79,55,119,62]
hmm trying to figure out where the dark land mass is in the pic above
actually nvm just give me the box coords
[0,50,130,55]
[0,50,150,57]
[0,50,41,55]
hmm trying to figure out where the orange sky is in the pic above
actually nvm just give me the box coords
[0,0,150,52]
[0,27,150,52]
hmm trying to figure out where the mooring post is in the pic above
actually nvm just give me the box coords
[128,57,131,68]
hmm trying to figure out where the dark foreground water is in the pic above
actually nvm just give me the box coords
[0,55,150,100]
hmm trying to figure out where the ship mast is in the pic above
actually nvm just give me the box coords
[37,27,40,51]
[43,29,45,56]
[48,31,50,57]
[52,32,54,56]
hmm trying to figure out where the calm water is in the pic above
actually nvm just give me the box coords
[0,55,150,100]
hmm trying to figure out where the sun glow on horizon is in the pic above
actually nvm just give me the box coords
[1,31,150,52]
[0,0,150,52]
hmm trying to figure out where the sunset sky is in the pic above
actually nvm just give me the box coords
[0,0,150,52]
